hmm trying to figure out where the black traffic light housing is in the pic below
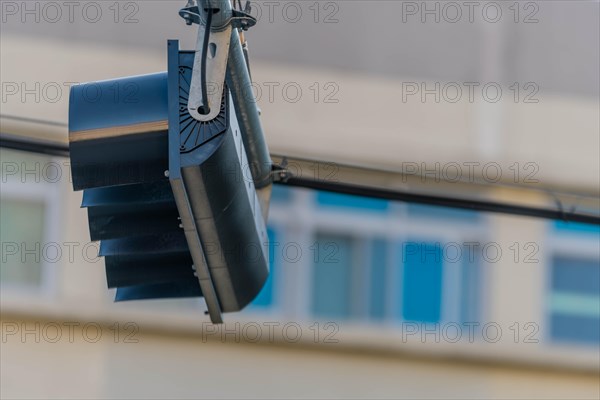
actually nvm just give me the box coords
[69,40,270,323]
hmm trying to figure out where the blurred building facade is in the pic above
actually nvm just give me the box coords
[1,1,599,398]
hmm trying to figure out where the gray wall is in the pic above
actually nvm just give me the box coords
[2,1,598,97]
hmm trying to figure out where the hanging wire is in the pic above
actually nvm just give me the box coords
[199,7,213,115]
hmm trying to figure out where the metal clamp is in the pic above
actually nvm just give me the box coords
[180,4,257,31]
[187,21,232,122]
[271,159,293,183]
[180,1,257,123]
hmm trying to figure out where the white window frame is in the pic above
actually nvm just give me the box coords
[257,187,488,327]
[0,152,64,299]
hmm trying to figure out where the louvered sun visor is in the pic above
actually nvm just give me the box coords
[69,72,169,191]
[68,40,269,323]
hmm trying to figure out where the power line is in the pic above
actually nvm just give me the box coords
[2,132,598,225]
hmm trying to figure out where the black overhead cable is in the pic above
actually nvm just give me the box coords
[1,132,599,225]
[280,175,600,226]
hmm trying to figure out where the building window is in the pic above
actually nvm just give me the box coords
[549,256,600,345]
[407,204,480,222]
[311,233,354,319]
[399,241,443,323]
[263,188,484,325]
[270,185,292,204]
[0,148,62,292]
[459,243,482,323]
[0,198,45,286]
[369,238,388,320]
[316,191,389,213]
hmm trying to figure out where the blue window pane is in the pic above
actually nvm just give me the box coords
[271,185,292,203]
[550,313,600,345]
[311,234,353,319]
[552,257,600,296]
[554,220,600,235]
[370,239,387,320]
[549,255,600,345]
[407,204,480,221]
[400,241,443,323]
[316,191,389,212]
[460,245,481,323]
[251,228,277,307]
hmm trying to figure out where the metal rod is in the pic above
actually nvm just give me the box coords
[222,5,272,188]
[0,133,69,157]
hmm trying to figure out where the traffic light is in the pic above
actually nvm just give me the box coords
[69,1,271,323]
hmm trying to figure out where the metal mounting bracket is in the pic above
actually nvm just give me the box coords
[188,10,232,122]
